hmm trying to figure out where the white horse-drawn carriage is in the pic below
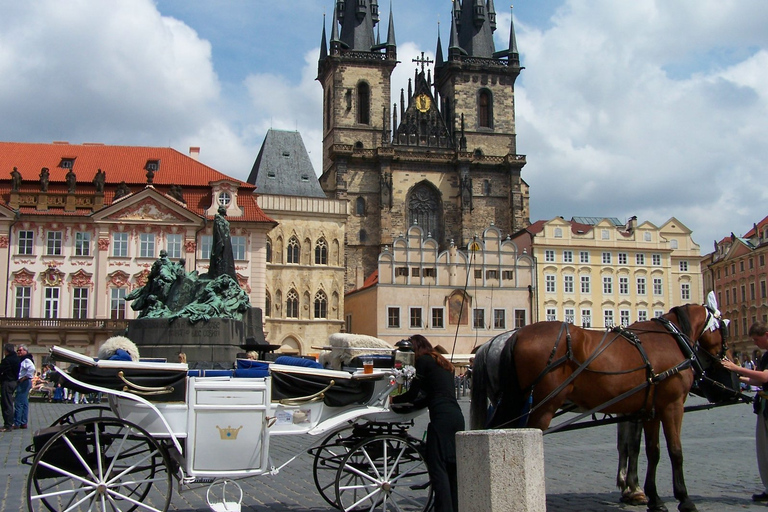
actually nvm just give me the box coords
[24,345,430,512]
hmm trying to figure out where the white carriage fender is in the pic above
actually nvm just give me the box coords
[52,364,185,455]
[306,405,389,436]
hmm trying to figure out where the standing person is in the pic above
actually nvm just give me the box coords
[723,322,768,501]
[0,344,19,432]
[178,352,187,364]
[13,344,35,429]
[392,335,464,512]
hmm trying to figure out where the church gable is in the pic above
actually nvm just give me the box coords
[96,189,200,225]
[393,69,452,148]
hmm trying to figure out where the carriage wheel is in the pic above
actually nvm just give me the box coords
[311,426,357,508]
[26,417,173,512]
[49,405,114,427]
[335,434,432,512]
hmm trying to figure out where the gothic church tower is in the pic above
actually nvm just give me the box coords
[319,1,529,291]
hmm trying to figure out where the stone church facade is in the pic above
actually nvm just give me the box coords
[318,1,530,291]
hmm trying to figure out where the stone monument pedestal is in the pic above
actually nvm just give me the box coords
[128,317,244,369]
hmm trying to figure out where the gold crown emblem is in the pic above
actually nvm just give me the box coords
[215,425,243,440]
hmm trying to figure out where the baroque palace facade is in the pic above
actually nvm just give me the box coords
[704,215,768,357]
[0,142,274,368]
[318,1,530,292]
[512,216,703,330]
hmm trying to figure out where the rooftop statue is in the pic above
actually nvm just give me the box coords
[127,209,250,323]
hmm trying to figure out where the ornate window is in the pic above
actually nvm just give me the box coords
[18,230,34,255]
[314,291,327,319]
[232,236,246,260]
[478,89,493,128]
[265,292,271,317]
[315,238,328,265]
[47,231,63,256]
[139,233,155,258]
[15,286,31,318]
[110,288,126,319]
[266,237,272,263]
[217,191,231,207]
[44,287,60,319]
[286,289,299,318]
[166,234,183,259]
[75,232,91,257]
[408,183,442,242]
[72,288,89,319]
[113,232,129,257]
[357,82,370,125]
[287,237,300,264]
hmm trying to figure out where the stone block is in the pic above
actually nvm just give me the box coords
[457,429,546,512]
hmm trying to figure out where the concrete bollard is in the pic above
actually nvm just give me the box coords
[456,429,546,512]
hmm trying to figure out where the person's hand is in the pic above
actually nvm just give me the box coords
[721,358,738,372]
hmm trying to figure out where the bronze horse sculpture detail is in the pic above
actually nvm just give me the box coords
[470,302,730,512]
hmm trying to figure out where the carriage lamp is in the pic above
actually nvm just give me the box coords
[393,339,415,369]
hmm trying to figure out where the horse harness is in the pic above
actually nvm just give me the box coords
[508,306,721,433]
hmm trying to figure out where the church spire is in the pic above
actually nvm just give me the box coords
[338,0,376,51]
[456,0,496,57]
[319,13,328,62]
[435,22,444,67]
[386,6,396,48]
[330,5,341,53]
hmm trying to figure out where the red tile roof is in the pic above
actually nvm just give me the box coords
[0,142,273,223]
[743,215,768,238]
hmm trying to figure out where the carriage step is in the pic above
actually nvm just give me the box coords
[194,477,216,484]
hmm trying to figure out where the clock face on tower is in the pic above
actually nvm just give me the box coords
[415,94,431,113]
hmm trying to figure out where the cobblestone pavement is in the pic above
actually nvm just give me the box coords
[1,394,765,511]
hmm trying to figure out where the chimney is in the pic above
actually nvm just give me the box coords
[189,146,200,160]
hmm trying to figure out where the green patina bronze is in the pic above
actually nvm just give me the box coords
[127,207,250,323]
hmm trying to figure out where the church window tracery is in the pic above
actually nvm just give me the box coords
[408,183,442,243]
[287,236,300,264]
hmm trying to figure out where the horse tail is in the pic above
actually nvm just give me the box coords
[469,342,489,430]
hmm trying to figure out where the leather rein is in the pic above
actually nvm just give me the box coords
[497,306,722,432]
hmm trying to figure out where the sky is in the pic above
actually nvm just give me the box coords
[1,0,767,251]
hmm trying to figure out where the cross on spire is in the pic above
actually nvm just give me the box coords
[412,52,434,73]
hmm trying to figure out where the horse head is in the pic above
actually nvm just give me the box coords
[685,293,740,402]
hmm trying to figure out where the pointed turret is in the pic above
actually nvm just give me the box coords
[492,5,520,66]
[330,6,341,53]
[448,15,463,60]
[319,14,328,62]
[456,0,496,57]
[386,7,396,48]
[338,0,376,51]
[435,23,444,67]
[487,0,497,30]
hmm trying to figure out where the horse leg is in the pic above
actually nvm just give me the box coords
[642,418,668,512]
[660,408,697,512]
[618,418,648,505]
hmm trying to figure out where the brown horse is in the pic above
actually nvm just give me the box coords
[470,303,730,512]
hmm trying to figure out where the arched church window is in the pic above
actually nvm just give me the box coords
[315,238,328,265]
[287,236,300,264]
[408,183,442,243]
[264,292,271,317]
[359,229,367,243]
[478,89,493,128]
[357,82,370,125]
[265,237,272,263]
[314,290,328,319]
[325,90,331,132]
[286,289,299,318]
[356,197,366,216]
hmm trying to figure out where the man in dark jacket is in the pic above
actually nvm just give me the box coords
[0,344,20,431]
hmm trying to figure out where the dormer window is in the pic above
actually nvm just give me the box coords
[145,160,159,172]
[301,175,310,182]
[282,151,291,157]
[59,158,75,169]
[267,171,276,179]
[217,191,231,206]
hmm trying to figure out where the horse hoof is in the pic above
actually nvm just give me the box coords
[620,491,649,505]
[646,506,668,512]
[677,503,697,512]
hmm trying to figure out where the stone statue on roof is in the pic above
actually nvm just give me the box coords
[209,205,237,280]
[10,167,21,192]
[39,167,49,193]
[66,169,76,194]
[114,181,130,200]
[93,169,105,193]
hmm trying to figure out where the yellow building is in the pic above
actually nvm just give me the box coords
[512,216,702,328]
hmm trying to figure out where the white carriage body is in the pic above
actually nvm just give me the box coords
[50,347,422,480]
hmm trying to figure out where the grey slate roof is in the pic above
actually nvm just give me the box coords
[572,217,623,226]
[247,130,326,198]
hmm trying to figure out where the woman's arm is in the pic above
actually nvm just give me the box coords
[723,358,768,385]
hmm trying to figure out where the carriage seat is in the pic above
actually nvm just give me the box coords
[269,364,378,407]
[49,346,188,403]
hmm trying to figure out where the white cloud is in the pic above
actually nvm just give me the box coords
[513,0,768,246]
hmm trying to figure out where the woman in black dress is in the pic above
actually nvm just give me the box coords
[392,334,464,512]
